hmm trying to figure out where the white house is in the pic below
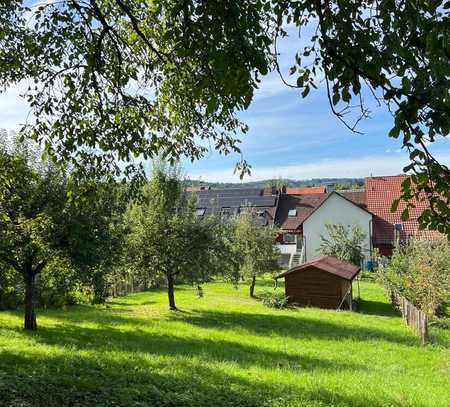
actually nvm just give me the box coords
[275,191,372,269]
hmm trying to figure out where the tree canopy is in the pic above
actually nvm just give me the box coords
[0,0,449,233]
[0,136,128,328]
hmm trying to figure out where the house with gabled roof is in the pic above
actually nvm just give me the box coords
[365,175,441,256]
[275,191,372,268]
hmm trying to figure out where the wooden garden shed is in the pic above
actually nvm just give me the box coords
[275,256,360,310]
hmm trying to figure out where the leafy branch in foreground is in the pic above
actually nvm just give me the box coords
[0,1,448,233]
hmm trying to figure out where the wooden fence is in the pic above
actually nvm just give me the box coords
[390,290,428,345]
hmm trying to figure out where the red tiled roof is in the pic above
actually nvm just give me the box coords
[286,186,326,195]
[340,191,367,209]
[276,256,360,280]
[365,175,439,244]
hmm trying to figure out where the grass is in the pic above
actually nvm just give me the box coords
[0,279,449,407]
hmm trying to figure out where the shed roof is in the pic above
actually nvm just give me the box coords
[275,256,360,281]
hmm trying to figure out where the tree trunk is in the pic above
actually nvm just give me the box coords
[167,274,177,310]
[24,272,37,330]
[249,275,256,298]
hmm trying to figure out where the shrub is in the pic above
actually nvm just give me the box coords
[320,223,366,266]
[260,291,290,309]
[0,265,23,310]
[377,237,450,317]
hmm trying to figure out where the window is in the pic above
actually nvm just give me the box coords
[195,208,206,216]
[394,223,403,231]
[288,209,297,217]
[394,223,403,241]
[284,233,296,244]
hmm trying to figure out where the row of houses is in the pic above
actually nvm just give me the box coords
[187,175,436,269]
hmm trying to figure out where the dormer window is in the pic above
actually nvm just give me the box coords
[196,208,206,216]
[256,210,265,217]
[288,209,297,217]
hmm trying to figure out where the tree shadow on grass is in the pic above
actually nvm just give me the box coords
[40,304,152,326]
[356,299,400,317]
[1,346,434,407]
[3,323,366,373]
[173,309,416,346]
[17,297,415,347]
[106,300,156,307]
[0,345,427,407]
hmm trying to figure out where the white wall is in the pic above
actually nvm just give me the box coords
[303,193,372,264]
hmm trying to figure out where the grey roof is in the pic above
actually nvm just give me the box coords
[185,188,278,221]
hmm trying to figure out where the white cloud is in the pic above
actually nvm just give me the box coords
[385,148,403,154]
[187,152,450,183]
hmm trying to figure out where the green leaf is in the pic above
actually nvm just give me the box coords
[388,126,400,138]
[332,92,340,106]
[342,88,351,103]
[401,208,409,221]
[301,86,310,98]
[401,177,411,193]
[391,198,400,213]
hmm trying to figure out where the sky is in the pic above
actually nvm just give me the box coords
[1,20,449,183]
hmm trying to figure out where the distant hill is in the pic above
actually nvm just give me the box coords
[182,178,364,190]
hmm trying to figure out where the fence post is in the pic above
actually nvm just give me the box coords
[390,289,428,345]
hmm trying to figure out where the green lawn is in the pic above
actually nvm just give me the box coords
[0,279,449,407]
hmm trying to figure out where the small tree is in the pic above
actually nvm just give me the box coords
[320,223,366,267]
[0,137,125,327]
[0,139,67,329]
[229,207,280,297]
[125,162,218,310]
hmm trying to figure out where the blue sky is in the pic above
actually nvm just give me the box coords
[183,24,450,182]
[1,19,449,182]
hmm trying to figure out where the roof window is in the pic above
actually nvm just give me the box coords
[288,209,297,217]
[195,208,206,216]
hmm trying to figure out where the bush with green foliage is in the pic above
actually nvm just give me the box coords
[0,264,22,310]
[259,290,290,309]
[377,238,450,317]
[320,223,366,266]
